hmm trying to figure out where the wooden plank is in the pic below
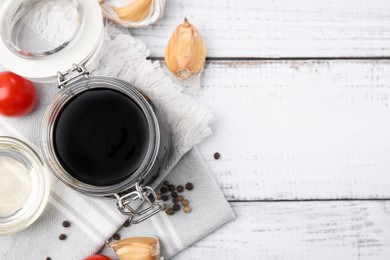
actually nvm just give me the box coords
[195,60,390,200]
[173,201,390,260]
[132,0,390,58]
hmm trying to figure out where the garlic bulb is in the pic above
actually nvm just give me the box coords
[108,237,160,260]
[164,18,207,80]
[99,0,165,28]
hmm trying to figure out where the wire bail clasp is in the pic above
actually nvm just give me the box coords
[115,183,165,225]
[57,63,89,89]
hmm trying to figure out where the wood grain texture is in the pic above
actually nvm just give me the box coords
[195,60,390,200]
[132,0,390,58]
[173,201,390,260]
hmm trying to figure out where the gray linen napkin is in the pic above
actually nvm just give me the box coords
[0,2,235,258]
[100,147,235,258]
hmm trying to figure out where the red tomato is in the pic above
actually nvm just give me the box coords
[84,255,112,260]
[0,71,37,117]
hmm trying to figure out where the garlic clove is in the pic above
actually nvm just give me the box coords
[164,18,207,80]
[100,0,166,28]
[113,0,153,22]
[108,236,160,260]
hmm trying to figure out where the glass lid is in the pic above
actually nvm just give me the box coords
[0,0,103,79]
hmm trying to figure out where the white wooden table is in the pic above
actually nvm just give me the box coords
[132,0,390,259]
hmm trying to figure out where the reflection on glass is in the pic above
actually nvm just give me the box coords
[3,0,82,58]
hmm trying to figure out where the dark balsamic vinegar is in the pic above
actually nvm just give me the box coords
[53,88,150,186]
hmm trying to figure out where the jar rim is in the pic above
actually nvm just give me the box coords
[41,76,161,197]
[0,0,103,79]
[2,0,84,59]
[0,136,50,236]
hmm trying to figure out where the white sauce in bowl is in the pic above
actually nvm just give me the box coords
[0,157,32,218]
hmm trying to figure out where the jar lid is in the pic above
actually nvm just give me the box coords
[0,0,103,79]
[0,137,50,236]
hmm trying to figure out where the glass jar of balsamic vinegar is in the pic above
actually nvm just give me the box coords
[0,0,170,224]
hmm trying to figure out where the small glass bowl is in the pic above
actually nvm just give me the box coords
[0,137,50,236]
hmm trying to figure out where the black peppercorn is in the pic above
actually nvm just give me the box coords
[176,185,184,192]
[185,183,194,190]
[123,219,130,227]
[168,185,175,191]
[171,191,178,198]
[162,195,169,201]
[160,186,168,194]
[173,204,181,212]
[113,233,121,240]
[46,257,52,260]
[166,208,175,216]
[163,180,170,186]
[214,152,221,160]
[59,234,67,241]
[62,221,70,228]
[173,197,179,204]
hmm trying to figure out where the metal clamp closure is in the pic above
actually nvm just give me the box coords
[57,64,89,89]
[115,183,165,225]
